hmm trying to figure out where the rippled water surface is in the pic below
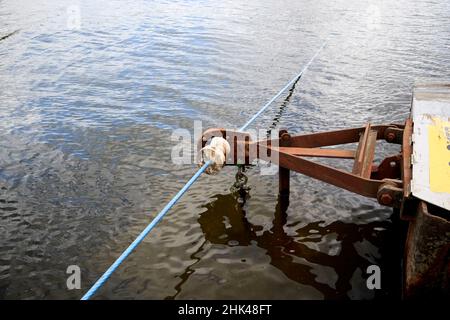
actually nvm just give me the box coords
[1,0,450,299]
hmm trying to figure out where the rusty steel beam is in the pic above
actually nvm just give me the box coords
[278,130,290,202]
[277,147,356,159]
[400,118,415,220]
[402,118,413,197]
[353,124,370,175]
[276,125,392,148]
[352,124,378,179]
[258,143,386,199]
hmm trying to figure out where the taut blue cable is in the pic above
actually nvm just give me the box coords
[81,40,327,300]
[81,161,211,300]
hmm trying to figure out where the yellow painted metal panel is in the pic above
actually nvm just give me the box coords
[428,117,450,193]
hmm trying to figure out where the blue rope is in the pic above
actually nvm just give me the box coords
[81,41,327,300]
[81,161,211,300]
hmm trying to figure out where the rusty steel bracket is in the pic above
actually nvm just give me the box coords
[371,154,402,181]
[400,118,417,221]
[200,123,408,208]
[384,126,404,144]
[377,180,404,208]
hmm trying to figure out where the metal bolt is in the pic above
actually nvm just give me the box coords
[379,193,393,206]
[386,132,396,142]
[281,133,291,142]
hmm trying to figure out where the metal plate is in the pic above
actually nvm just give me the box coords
[411,83,450,211]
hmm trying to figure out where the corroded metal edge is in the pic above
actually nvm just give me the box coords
[404,201,450,298]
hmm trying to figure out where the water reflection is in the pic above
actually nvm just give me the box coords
[168,188,404,299]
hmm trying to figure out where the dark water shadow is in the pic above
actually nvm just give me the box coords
[166,191,405,300]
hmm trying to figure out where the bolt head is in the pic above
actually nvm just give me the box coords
[379,193,393,206]
[281,133,291,141]
[387,132,396,142]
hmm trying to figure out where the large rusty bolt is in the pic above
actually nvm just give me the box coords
[281,132,291,142]
[280,132,291,147]
[386,132,396,142]
[376,180,402,207]
[379,193,393,206]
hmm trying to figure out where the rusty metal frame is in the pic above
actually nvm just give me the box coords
[200,123,406,206]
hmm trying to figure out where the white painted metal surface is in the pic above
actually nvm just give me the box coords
[411,83,450,211]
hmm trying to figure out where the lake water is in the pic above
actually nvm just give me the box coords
[0,0,449,299]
